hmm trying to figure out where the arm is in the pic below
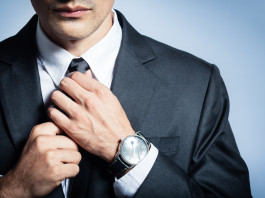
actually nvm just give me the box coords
[134,65,252,198]
[49,67,252,198]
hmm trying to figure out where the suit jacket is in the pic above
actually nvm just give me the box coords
[0,11,252,198]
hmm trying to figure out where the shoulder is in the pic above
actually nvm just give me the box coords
[0,35,18,57]
[0,36,19,72]
[0,15,38,67]
[142,36,217,89]
[144,35,213,74]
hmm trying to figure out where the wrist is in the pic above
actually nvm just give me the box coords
[0,169,30,198]
[102,130,135,163]
[102,141,121,163]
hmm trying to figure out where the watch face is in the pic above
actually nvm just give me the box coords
[120,135,149,165]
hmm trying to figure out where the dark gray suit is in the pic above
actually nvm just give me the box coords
[0,11,252,198]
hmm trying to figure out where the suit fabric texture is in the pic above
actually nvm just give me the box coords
[0,11,252,198]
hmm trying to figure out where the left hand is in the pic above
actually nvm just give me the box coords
[48,71,135,163]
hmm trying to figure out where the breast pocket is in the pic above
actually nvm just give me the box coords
[146,136,180,160]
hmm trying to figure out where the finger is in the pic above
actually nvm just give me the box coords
[58,164,80,180]
[34,135,78,151]
[59,77,89,104]
[69,71,108,93]
[48,107,71,133]
[85,69,92,77]
[30,122,63,142]
[54,150,81,164]
[50,90,80,117]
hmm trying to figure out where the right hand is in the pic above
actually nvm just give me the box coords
[0,122,81,198]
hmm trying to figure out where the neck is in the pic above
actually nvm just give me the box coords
[42,12,113,57]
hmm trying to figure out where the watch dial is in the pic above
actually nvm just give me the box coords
[120,136,149,165]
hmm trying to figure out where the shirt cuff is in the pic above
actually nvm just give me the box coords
[113,143,158,198]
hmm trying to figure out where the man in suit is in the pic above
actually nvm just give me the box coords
[0,0,252,197]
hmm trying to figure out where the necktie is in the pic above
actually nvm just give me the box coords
[68,57,90,74]
[62,58,90,197]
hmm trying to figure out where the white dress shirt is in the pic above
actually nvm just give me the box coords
[36,10,158,198]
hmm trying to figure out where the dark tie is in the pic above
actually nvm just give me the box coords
[68,57,90,73]
[67,58,92,198]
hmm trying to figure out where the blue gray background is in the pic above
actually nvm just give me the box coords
[0,1,264,197]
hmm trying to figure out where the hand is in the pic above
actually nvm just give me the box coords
[48,71,135,163]
[0,122,81,198]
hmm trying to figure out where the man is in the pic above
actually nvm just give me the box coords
[0,0,252,197]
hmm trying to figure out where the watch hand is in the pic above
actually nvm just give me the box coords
[131,141,136,159]
[137,147,141,160]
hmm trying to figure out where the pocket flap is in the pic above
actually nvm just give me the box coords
[146,136,180,153]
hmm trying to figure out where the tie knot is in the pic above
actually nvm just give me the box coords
[68,57,90,74]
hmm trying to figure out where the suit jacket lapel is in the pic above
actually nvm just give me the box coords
[71,11,159,198]
[0,11,158,198]
[0,15,64,198]
[111,11,158,132]
[0,51,49,151]
[0,16,48,152]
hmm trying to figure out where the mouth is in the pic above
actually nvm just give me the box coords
[54,6,91,18]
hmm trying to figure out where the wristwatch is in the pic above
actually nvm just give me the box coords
[109,132,150,175]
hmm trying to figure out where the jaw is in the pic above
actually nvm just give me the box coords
[39,10,114,57]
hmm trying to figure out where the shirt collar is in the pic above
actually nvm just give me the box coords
[36,10,122,87]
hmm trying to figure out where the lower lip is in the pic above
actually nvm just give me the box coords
[55,10,88,18]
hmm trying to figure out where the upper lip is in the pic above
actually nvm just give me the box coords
[55,6,90,12]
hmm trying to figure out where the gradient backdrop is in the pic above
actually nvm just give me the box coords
[0,1,264,197]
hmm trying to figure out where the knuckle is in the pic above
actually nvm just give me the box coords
[95,86,107,98]
[34,136,46,151]
[32,124,43,136]
[83,94,92,104]
[45,150,55,161]
[83,94,96,109]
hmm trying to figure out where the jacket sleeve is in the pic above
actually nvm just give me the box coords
[134,65,252,198]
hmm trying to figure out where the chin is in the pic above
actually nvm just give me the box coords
[53,23,91,41]
[59,31,87,40]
